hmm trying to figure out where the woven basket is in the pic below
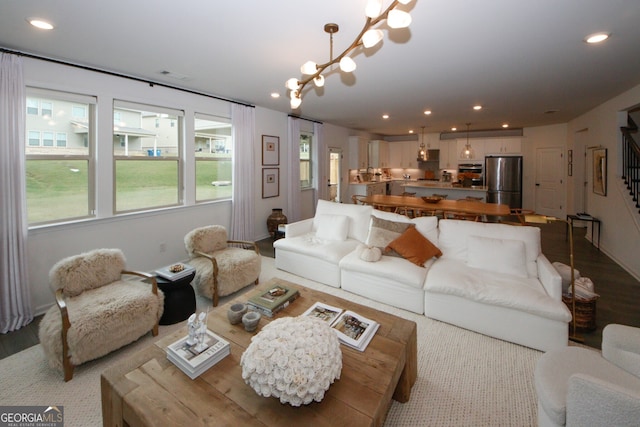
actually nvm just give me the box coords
[562,294,598,331]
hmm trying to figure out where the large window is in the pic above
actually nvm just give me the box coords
[113,101,183,213]
[25,89,95,225]
[300,132,312,188]
[194,114,232,202]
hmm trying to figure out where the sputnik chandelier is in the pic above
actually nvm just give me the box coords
[285,0,415,109]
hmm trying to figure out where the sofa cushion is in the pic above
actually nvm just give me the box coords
[339,250,432,290]
[386,226,442,267]
[313,199,373,242]
[370,209,439,246]
[274,233,360,264]
[315,214,349,241]
[438,219,540,278]
[425,258,571,322]
[365,215,415,252]
[467,235,528,278]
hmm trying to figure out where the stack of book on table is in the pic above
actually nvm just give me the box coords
[246,283,300,317]
[302,302,380,352]
[155,263,195,281]
[166,329,230,379]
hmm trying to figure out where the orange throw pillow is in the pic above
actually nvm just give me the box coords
[385,226,442,267]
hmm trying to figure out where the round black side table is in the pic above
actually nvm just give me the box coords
[155,271,196,325]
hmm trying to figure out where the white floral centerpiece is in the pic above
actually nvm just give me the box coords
[240,316,342,406]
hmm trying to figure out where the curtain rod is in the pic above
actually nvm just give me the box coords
[288,114,323,125]
[0,47,255,109]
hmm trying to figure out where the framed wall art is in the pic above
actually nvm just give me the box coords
[262,135,280,166]
[262,168,279,198]
[592,148,607,196]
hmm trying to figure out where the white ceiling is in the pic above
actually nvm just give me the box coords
[1,0,640,136]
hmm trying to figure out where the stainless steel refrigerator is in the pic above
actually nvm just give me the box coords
[485,155,522,208]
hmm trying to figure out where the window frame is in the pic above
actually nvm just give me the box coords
[25,87,96,226]
[112,100,185,214]
[300,131,313,189]
[194,112,233,203]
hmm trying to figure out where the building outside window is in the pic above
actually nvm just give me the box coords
[300,132,312,188]
[25,89,95,225]
[194,113,233,202]
[113,100,183,213]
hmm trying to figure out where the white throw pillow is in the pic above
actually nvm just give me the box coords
[467,235,528,278]
[315,214,350,241]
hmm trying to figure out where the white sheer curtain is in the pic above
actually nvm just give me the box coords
[286,117,302,222]
[230,104,255,241]
[312,122,326,208]
[0,53,33,333]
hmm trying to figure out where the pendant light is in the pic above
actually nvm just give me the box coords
[460,123,474,159]
[417,126,428,161]
[285,0,415,109]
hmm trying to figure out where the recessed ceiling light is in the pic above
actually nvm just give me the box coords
[585,32,610,44]
[28,18,54,30]
[382,114,389,119]
[424,110,432,115]
[502,123,509,128]
[409,129,414,134]
[451,127,457,131]
[473,105,482,111]
[270,92,280,98]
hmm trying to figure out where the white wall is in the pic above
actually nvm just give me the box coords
[566,82,640,279]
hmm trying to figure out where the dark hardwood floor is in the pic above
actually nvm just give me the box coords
[2,222,638,360]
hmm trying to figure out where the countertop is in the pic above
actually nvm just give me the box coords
[403,182,487,192]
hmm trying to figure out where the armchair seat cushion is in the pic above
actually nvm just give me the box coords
[535,346,640,426]
[39,280,163,371]
[190,247,261,298]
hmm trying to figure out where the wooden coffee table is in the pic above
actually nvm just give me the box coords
[101,278,417,427]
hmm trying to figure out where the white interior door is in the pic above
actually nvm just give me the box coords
[328,147,342,203]
[535,147,564,218]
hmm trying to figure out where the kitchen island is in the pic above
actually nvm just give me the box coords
[402,181,487,201]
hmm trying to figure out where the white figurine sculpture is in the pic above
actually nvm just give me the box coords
[186,313,198,345]
[194,311,208,352]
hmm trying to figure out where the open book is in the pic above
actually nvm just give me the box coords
[302,302,380,351]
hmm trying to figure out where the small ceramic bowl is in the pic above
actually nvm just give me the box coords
[242,311,261,332]
[227,303,248,325]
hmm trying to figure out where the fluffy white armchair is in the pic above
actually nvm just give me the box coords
[535,324,640,426]
[184,225,261,306]
[38,249,164,381]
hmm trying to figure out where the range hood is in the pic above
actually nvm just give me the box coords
[418,149,440,162]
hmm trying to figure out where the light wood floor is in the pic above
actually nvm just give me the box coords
[2,222,638,359]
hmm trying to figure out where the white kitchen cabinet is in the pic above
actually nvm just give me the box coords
[349,136,369,169]
[484,137,522,155]
[388,143,403,167]
[402,142,419,168]
[390,180,408,195]
[439,140,458,169]
[367,182,387,196]
[456,139,484,162]
[369,140,390,168]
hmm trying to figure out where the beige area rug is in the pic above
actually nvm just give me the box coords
[1,256,549,426]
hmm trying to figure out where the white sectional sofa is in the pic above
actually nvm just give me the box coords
[274,200,571,352]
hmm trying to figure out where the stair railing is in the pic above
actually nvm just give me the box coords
[621,115,640,213]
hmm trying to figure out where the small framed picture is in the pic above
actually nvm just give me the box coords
[592,148,607,196]
[262,168,279,198]
[262,135,279,166]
